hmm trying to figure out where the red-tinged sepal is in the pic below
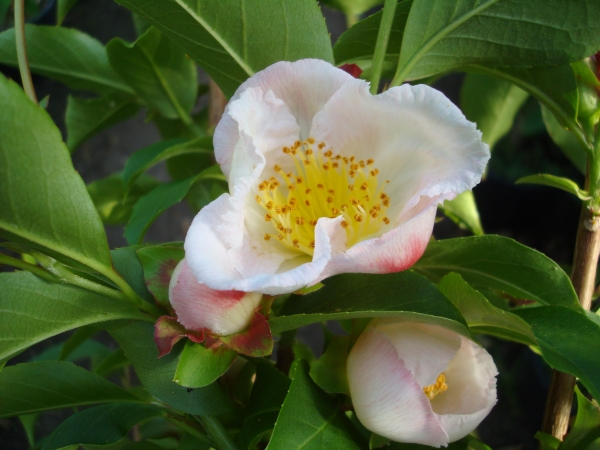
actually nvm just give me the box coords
[339,63,362,78]
[205,311,273,357]
[154,315,204,358]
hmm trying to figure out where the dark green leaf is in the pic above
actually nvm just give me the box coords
[125,165,226,245]
[396,0,600,82]
[438,273,536,345]
[66,95,139,152]
[535,432,561,450]
[174,341,237,388]
[107,27,197,121]
[267,360,366,450]
[59,326,99,361]
[0,25,132,95]
[460,73,529,149]
[0,0,10,22]
[0,74,112,273]
[94,348,130,377]
[110,321,234,416]
[269,271,468,335]
[239,360,291,449]
[310,336,351,395]
[515,306,600,400]
[413,236,580,309]
[516,174,590,201]
[42,403,164,450]
[0,272,147,361]
[87,173,161,225]
[111,246,156,304]
[57,0,80,24]
[561,387,600,450]
[32,339,111,364]
[137,245,185,309]
[114,0,334,98]
[0,361,140,418]
[542,105,587,173]
[439,191,484,236]
[122,138,213,193]
[334,1,412,77]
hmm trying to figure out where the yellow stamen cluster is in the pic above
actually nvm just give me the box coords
[423,373,448,400]
[256,138,391,255]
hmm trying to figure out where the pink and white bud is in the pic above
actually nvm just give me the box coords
[347,320,498,447]
[169,258,262,336]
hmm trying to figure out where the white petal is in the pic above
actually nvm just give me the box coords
[168,259,262,336]
[317,206,436,282]
[372,320,462,387]
[310,81,490,223]
[347,327,449,447]
[215,59,355,177]
[432,337,498,442]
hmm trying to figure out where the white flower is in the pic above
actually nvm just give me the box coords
[185,59,489,295]
[347,320,498,447]
[168,259,262,336]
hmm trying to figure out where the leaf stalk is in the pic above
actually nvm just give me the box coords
[369,0,397,94]
[14,0,37,104]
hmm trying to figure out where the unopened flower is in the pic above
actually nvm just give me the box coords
[169,258,262,336]
[347,320,497,447]
[185,59,489,295]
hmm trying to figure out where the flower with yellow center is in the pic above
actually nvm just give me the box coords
[184,59,489,295]
[347,320,498,447]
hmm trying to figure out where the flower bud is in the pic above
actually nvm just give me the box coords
[347,320,497,447]
[169,258,262,336]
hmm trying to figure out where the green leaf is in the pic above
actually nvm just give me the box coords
[0,74,112,273]
[395,0,600,82]
[269,271,468,335]
[42,403,164,450]
[0,361,140,418]
[107,27,197,122]
[94,348,130,377]
[57,0,80,24]
[320,0,383,15]
[87,173,161,226]
[125,165,226,245]
[310,336,351,395]
[413,236,580,309]
[267,360,366,450]
[465,65,587,151]
[0,272,147,361]
[114,0,334,98]
[0,0,10,22]
[439,191,484,236]
[66,94,139,152]
[122,137,213,193]
[0,25,132,95]
[535,432,561,450]
[137,245,185,309]
[110,321,234,416]
[516,174,591,201]
[174,341,237,388]
[334,1,412,77]
[541,104,587,173]
[59,326,99,361]
[460,73,529,149]
[32,339,111,364]
[111,246,156,304]
[238,360,291,449]
[515,306,600,400]
[561,387,600,450]
[438,273,536,345]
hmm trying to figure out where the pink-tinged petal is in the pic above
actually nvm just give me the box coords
[169,259,262,336]
[432,337,498,442]
[213,311,273,357]
[215,59,355,177]
[347,327,448,447]
[372,320,462,388]
[154,316,204,358]
[310,82,490,224]
[317,206,436,282]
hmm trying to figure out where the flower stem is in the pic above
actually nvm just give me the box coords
[0,253,58,282]
[196,416,242,450]
[14,0,37,104]
[345,13,359,28]
[540,133,600,440]
[369,0,397,95]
